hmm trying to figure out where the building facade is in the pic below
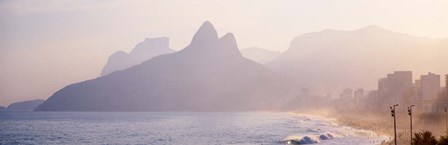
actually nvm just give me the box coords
[417,72,441,112]
[378,71,413,107]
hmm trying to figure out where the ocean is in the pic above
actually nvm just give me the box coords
[0,112,388,145]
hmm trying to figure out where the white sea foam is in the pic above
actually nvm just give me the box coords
[282,114,388,145]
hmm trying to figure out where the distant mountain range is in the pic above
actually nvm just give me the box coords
[3,99,45,111]
[35,21,294,111]
[100,37,174,76]
[240,47,282,64]
[268,25,448,94]
[34,22,448,111]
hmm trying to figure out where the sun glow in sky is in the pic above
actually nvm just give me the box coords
[1,0,448,106]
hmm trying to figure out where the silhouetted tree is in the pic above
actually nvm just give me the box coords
[412,131,437,145]
[438,133,448,145]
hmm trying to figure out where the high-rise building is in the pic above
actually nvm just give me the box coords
[420,72,441,112]
[365,90,379,109]
[354,89,364,103]
[421,72,440,101]
[445,74,448,97]
[444,74,448,111]
[336,88,354,110]
[340,88,353,100]
[378,71,413,105]
[413,79,422,108]
[354,89,364,109]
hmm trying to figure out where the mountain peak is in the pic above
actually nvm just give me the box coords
[201,21,214,29]
[218,33,241,56]
[220,33,236,45]
[100,36,173,77]
[190,21,219,48]
[131,37,170,54]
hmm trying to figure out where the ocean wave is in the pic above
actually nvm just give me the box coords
[282,132,337,144]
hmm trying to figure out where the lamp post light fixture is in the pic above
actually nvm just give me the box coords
[390,104,399,145]
[408,105,415,145]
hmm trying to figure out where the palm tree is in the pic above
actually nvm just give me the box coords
[412,131,437,145]
[438,133,448,145]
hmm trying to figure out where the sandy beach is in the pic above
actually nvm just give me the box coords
[297,109,447,145]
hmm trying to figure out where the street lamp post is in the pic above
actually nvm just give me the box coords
[408,105,415,145]
[391,104,399,145]
[445,106,447,134]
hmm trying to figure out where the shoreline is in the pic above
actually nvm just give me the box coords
[291,111,392,145]
[328,113,395,145]
[295,109,447,145]
[294,110,400,145]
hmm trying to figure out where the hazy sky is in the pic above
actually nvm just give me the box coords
[1,0,448,106]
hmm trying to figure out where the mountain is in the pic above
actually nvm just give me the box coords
[6,99,45,111]
[240,47,282,64]
[100,37,174,76]
[269,25,448,94]
[0,106,5,111]
[35,21,294,111]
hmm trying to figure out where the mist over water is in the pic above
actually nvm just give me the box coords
[0,112,387,145]
[1,1,447,144]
